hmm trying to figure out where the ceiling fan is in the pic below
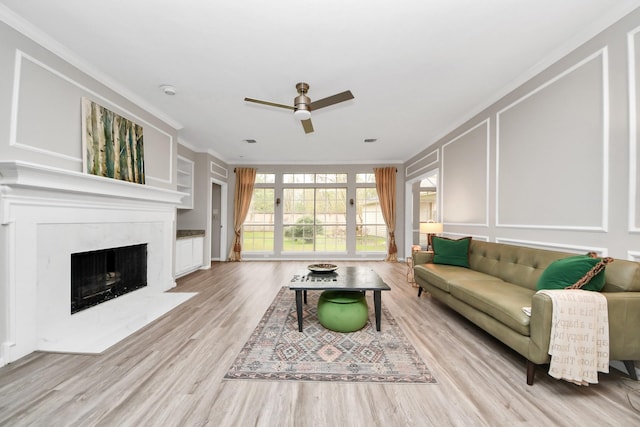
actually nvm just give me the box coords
[244,82,354,134]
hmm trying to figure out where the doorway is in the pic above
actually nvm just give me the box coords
[404,169,439,253]
[211,182,222,260]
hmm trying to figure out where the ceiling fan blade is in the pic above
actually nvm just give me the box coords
[309,90,354,111]
[244,97,295,110]
[301,119,314,134]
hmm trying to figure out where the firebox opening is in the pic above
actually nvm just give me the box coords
[71,243,148,314]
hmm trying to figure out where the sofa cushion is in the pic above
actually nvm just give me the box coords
[536,255,607,292]
[432,236,471,268]
[414,263,500,293]
[448,279,534,336]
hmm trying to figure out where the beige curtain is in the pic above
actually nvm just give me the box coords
[229,167,256,261]
[374,167,398,262]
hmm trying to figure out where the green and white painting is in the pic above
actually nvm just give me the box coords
[81,97,145,184]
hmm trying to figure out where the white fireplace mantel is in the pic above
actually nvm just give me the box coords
[0,161,186,207]
[0,161,195,367]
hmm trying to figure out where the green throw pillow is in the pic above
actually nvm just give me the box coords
[536,255,606,292]
[432,236,471,268]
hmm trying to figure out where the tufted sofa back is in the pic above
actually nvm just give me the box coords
[468,240,640,292]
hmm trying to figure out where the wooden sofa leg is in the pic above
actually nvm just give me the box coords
[417,287,423,297]
[623,360,638,380]
[526,360,536,385]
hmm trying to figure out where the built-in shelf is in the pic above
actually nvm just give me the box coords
[177,156,194,209]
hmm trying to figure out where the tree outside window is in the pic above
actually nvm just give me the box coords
[242,174,275,252]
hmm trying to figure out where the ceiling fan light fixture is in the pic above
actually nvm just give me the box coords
[294,108,311,121]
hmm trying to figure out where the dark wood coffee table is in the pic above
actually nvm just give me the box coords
[288,266,391,332]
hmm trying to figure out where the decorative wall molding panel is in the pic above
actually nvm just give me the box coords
[496,237,607,256]
[441,119,490,227]
[628,26,640,233]
[210,160,228,179]
[496,49,609,232]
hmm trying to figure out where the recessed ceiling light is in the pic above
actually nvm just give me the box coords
[243,139,257,143]
[364,138,377,143]
[159,85,176,95]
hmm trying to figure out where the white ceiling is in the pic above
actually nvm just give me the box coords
[2,0,640,165]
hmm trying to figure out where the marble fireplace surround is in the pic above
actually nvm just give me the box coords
[0,161,195,367]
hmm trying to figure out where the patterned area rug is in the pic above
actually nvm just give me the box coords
[225,287,437,383]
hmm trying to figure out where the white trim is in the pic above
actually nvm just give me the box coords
[628,250,640,262]
[495,49,609,232]
[496,224,606,232]
[441,119,490,227]
[628,26,640,233]
[405,149,439,178]
[444,222,489,228]
[9,49,22,156]
[208,177,228,262]
[210,160,229,179]
[444,232,489,242]
[9,51,174,184]
[9,50,81,163]
[495,237,608,256]
[602,48,611,233]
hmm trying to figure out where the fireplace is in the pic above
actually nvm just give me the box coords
[0,161,193,366]
[71,244,148,314]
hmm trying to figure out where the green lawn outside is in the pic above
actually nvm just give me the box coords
[242,231,386,252]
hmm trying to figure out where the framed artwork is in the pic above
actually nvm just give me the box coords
[81,97,145,184]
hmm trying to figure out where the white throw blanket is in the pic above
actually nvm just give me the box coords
[537,289,609,386]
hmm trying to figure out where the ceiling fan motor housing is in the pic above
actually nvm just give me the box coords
[294,82,311,119]
[294,82,311,112]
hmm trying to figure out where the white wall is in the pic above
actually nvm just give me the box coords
[404,8,640,260]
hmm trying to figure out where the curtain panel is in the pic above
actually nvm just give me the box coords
[229,167,256,261]
[374,167,398,262]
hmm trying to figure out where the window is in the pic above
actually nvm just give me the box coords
[355,173,386,252]
[255,173,275,184]
[282,187,347,252]
[239,171,387,257]
[283,173,347,184]
[242,174,275,252]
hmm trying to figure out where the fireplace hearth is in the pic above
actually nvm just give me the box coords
[71,244,148,314]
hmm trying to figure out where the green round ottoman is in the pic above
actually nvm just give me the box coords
[316,290,369,332]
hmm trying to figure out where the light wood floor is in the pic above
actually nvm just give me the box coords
[1,261,639,426]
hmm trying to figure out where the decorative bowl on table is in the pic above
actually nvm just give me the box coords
[307,263,338,273]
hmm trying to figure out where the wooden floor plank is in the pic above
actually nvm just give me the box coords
[1,261,639,426]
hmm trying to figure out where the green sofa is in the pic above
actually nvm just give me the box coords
[413,240,640,385]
